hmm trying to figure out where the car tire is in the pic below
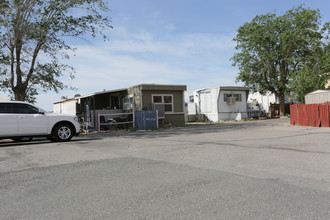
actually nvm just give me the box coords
[12,137,33,142]
[53,123,74,142]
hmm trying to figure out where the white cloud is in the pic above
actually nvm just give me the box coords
[108,30,236,56]
[68,47,192,90]
[164,24,177,32]
[2,27,241,111]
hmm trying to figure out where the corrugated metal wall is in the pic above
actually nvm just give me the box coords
[290,102,330,127]
[305,91,330,104]
[134,110,158,130]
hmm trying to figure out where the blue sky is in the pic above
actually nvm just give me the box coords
[2,0,330,110]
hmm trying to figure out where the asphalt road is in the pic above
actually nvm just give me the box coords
[1,118,330,219]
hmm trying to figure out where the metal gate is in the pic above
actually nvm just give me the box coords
[134,110,158,130]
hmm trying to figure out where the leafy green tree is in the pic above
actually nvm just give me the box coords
[291,42,330,103]
[0,0,112,102]
[231,6,329,115]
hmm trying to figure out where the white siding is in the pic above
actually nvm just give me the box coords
[248,91,276,113]
[200,91,212,113]
[218,90,247,113]
[53,103,61,113]
[305,91,330,104]
[185,91,197,115]
[218,112,248,121]
[53,101,76,115]
[185,87,249,121]
[198,88,220,122]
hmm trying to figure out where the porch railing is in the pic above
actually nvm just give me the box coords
[97,112,134,132]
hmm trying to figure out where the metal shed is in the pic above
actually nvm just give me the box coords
[305,90,330,104]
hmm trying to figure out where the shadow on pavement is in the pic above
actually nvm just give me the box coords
[83,118,291,140]
[0,137,100,148]
[1,119,291,147]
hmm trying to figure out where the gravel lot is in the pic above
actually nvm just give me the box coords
[1,118,330,219]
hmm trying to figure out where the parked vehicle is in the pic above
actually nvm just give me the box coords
[0,101,80,142]
[247,102,265,118]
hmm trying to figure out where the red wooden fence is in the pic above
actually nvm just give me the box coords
[290,102,330,127]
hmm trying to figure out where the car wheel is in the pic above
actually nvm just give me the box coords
[12,137,33,142]
[53,123,74,142]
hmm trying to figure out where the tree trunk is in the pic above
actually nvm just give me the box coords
[279,93,285,117]
[13,86,26,101]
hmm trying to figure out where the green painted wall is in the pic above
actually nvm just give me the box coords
[141,90,184,112]
[162,114,185,127]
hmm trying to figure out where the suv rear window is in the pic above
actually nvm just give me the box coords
[0,103,39,114]
[0,103,15,113]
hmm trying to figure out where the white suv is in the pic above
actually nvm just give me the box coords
[0,101,80,142]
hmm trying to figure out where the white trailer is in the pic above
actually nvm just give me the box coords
[186,86,250,122]
[53,99,77,115]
